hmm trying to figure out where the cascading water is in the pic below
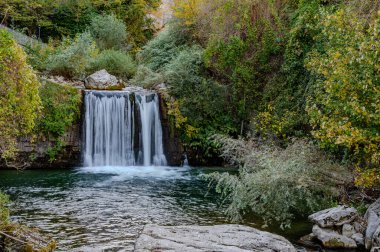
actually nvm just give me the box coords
[83,90,167,167]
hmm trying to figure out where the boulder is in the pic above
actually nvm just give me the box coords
[365,198,380,249]
[342,224,355,238]
[85,69,122,90]
[366,198,380,218]
[309,205,358,228]
[352,233,364,246]
[134,224,297,252]
[312,225,357,249]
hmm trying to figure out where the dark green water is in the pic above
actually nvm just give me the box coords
[0,166,311,251]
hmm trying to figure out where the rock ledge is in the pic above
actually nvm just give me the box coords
[134,224,296,252]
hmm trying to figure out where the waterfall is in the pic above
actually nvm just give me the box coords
[83,90,167,167]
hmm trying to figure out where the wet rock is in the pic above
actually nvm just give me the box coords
[312,225,357,249]
[309,205,358,228]
[299,233,321,250]
[352,233,364,246]
[342,224,355,238]
[85,69,122,90]
[371,247,380,252]
[135,224,297,252]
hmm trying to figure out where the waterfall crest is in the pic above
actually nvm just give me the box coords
[83,90,167,167]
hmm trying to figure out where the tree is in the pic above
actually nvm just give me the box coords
[88,14,128,51]
[0,0,57,37]
[306,9,380,187]
[0,29,41,159]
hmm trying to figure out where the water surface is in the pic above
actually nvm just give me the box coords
[0,166,234,251]
[0,166,315,251]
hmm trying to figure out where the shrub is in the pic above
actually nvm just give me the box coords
[0,29,41,159]
[137,22,190,71]
[164,45,204,96]
[38,80,81,138]
[89,49,137,78]
[129,65,164,88]
[204,137,352,229]
[46,32,98,79]
[24,42,55,72]
[38,80,81,161]
[88,14,128,51]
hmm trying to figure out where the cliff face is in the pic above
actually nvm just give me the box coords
[158,93,184,166]
[0,124,81,169]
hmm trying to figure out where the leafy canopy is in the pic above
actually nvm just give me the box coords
[306,9,380,187]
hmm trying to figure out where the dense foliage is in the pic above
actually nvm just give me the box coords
[306,9,380,187]
[0,0,160,49]
[90,49,137,78]
[46,32,98,79]
[204,137,351,228]
[0,29,41,159]
[38,80,82,161]
[88,15,128,51]
[23,13,138,81]
[143,0,379,185]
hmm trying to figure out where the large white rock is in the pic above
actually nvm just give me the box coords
[85,69,122,90]
[309,205,358,228]
[365,198,380,249]
[312,225,357,249]
[366,198,380,218]
[134,224,296,252]
[352,233,364,246]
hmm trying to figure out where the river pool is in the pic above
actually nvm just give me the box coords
[0,166,311,251]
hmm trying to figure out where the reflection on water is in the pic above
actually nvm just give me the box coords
[0,167,232,251]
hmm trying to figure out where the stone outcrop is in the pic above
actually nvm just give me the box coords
[0,124,81,169]
[365,198,380,249]
[135,224,296,252]
[306,201,380,251]
[312,225,357,248]
[307,205,365,249]
[154,84,184,166]
[85,70,123,90]
[309,205,358,228]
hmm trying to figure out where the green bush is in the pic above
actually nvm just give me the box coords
[88,14,128,51]
[38,80,81,138]
[137,22,190,71]
[0,29,41,159]
[129,65,164,88]
[46,32,98,79]
[89,49,137,78]
[38,80,81,161]
[164,45,204,96]
[204,137,352,229]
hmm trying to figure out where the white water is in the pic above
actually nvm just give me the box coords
[83,91,167,167]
